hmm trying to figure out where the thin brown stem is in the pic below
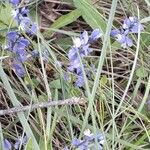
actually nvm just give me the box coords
[0,97,85,116]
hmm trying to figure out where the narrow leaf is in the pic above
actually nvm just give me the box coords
[43,9,81,37]
[73,0,106,33]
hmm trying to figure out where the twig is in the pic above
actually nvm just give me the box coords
[0,97,85,116]
[44,0,71,5]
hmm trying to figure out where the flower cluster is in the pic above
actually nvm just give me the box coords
[7,31,30,77]
[65,129,104,150]
[10,0,37,35]
[6,0,38,77]
[3,136,28,150]
[67,29,102,87]
[111,16,144,48]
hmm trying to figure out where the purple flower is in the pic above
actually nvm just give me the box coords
[30,23,37,35]
[123,17,144,33]
[111,29,132,48]
[12,62,26,77]
[116,33,133,48]
[67,29,101,87]
[13,37,30,52]
[72,138,83,146]
[111,29,121,37]
[75,75,84,87]
[68,29,100,69]
[31,50,39,58]
[111,16,144,48]
[7,31,19,42]
[66,130,104,149]
[89,29,102,42]
[12,7,29,24]
[79,30,89,46]
[14,136,28,149]
[20,17,37,35]
[9,0,20,6]
[71,138,88,150]
[3,139,12,150]
[68,47,78,62]
[63,146,69,150]
[17,49,28,62]
[7,31,30,64]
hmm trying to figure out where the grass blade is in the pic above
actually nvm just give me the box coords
[0,64,40,150]
[73,0,106,33]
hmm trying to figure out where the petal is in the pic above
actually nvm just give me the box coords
[129,16,137,23]
[121,43,127,48]
[4,139,12,150]
[10,0,20,5]
[110,29,120,37]
[31,50,39,58]
[17,52,28,62]
[14,140,20,149]
[30,23,37,35]
[72,138,82,146]
[20,17,31,30]
[68,47,78,61]
[12,62,26,77]
[116,34,126,43]
[82,44,90,56]
[80,30,89,45]
[89,29,102,41]
[123,18,131,29]
[130,23,144,33]
[73,37,81,48]
[7,31,19,42]
[126,37,133,47]
[75,74,84,87]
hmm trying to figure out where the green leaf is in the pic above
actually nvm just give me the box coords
[0,65,40,150]
[43,9,81,37]
[24,138,32,150]
[0,3,16,26]
[73,0,106,33]
[39,138,51,150]
[136,67,148,78]
[55,37,72,50]
[140,16,150,23]
[0,35,5,44]
[0,3,17,36]
[50,79,61,89]
[100,75,108,86]
[141,24,150,47]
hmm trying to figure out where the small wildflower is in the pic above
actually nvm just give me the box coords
[89,29,102,42]
[31,50,39,58]
[13,37,30,52]
[80,30,89,45]
[9,0,20,6]
[116,33,133,48]
[12,62,26,77]
[122,17,144,33]
[111,16,144,48]
[12,7,29,24]
[110,29,121,37]
[7,31,19,42]
[14,136,28,149]
[3,139,12,150]
[20,17,37,35]
[63,146,69,150]
[67,29,101,87]
[70,130,105,149]
[75,74,84,87]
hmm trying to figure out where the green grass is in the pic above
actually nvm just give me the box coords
[0,0,150,149]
